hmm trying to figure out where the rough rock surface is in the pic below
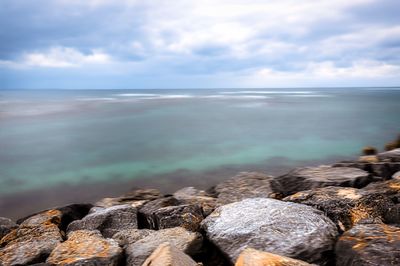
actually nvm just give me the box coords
[173,187,217,216]
[333,161,400,180]
[271,166,371,196]
[0,210,63,265]
[67,204,137,238]
[142,243,198,266]
[363,179,400,202]
[394,171,400,179]
[235,248,314,266]
[201,198,338,264]
[335,223,400,265]
[124,227,203,266]
[377,148,400,162]
[95,188,161,208]
[284,186,399,231]
[153,204,204,231]
[138,197,181,229]
[214,172,276,205]
[0,217,17,240]
[46,230,122,266]
[112,228,154,246]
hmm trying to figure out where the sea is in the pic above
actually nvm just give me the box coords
[1,88,399,219]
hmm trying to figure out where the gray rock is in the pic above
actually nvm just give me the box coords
[214,172,277,205]
[153,204,204,231]
[125,227,203,266]
[0,210,63,265]
[201,198,338,264]
[333,161,400,180]
[173,187,217,216]
[142,243,199,266]
[377,148,400,162]
[138,197,180,229]
[67,204,137,238]
[363,179,400,202]
[393,171,400,179]
[335,223,400,265]
[95,188,162,208]
[271,165,371,197]
[112,229,154,246]
[46,230,122,266]
[0,217,17,240]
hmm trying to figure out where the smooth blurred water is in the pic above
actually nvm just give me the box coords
[0,88,399,196]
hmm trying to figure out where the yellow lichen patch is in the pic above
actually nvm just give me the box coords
[349,207,373,225]
[336,188,362,200]
[235,248,313,266]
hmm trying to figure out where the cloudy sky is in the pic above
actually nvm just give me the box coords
[0,0,399,89]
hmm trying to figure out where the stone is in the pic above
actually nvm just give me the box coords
[335,223,400,265]
[138,197,180,229]
[201,198,338,264]
[0,210,63,265]
[333,161,400,181]
[393,171,400,179]
[284,186,399,231]
[67,204,137,238]
[0,217,17,240]
[46,230,122,266]
[363,179,400,202]
[112,229,154,246]
[95,188,162,208]
[124,227,203,266]
[153,204,204,231]
[214,172,277,206]
[358,155,379,163]
[271,165,371,197]
[235,248,315,266]
[173,187,217,216]
[142,243,198,266]
[377,148,400,162]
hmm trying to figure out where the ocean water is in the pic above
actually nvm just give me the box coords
[0,88,400,217]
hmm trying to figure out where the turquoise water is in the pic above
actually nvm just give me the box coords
[0,88,399,196]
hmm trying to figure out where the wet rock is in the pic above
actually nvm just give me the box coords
[46,230,122,266]
[235,248,314,266]
[377,148,400,162]
[284,186,399,231]
[272,165,371,197]
[125,227,203,266]
[201,198,338,264]
[335,223,400,265]
[142,243,198,266]
[173,187,217,216]
[95,188,162,208]
[138,197,180,229]
[112,228,154,246]
[153,204,204,231]
[0,210,63,265]
[67,204,137,238]
[0,217,17,240]
[214,172,276,205]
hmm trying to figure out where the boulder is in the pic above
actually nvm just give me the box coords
[377,148,400,162]
[112,229,154,246]
[394,171,400,179]
[0,217,17,240]
[201,198,338,264]
[214,172,277,206]
[153,204,204,231]
[0,210,63,265]
[142,243,198,266]
[138,197,180,229]
[173,187,217,216]
[271,166,371,197]
[335,223,400,265]
[46,230,122,266]
[333,161,400,180]
[235,248,314,266]
[124,227,203,266]
[67,204,137,238]
[284,186,399,231]
[363,179,400,202]
[95,188,162,208]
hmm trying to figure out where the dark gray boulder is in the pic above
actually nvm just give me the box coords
[333,161,400,180]
[173,187,217,216]
[138,197,180,229]
[67,204,137,238]
[271,165,371,197]
[214,172,277,205]
[153,204,204,231]
[335,223,400,265]
[46,230,122,266]
[201,198,338,264]
[0,217,17,240]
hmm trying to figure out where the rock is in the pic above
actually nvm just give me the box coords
[271,165,371,197]
[284,186,399,231]
[46,230,122,266]
[138,197,180,229]
[142,243,198,266]
[214,172,277,205]
[363,179,400,202]
[235,248,314,266]
[67,204,137,238]
[173,187,217,216]
[0,210,63,265]
[393,171,400,179]
[358,155,379,163]
[95,188,162,208]
[153,204,204,231]
[124,227,203,266]
[335,223,400,265]
[112,229,154,246]
[377,148,400,162]
[0,217,17,240]
[333,161,400,181]
[201,198,338,264]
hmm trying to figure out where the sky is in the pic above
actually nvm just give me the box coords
[0,0,400,89]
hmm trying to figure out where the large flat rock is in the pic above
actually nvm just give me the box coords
[271,166,371,197]
[201,198,338,264]
[335,223,400,265]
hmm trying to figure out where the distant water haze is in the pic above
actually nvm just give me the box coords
[0,88,399,219]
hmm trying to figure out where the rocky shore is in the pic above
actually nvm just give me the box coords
[1,148,400,266]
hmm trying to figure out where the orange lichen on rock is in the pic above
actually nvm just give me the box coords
[235,248,314,266]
